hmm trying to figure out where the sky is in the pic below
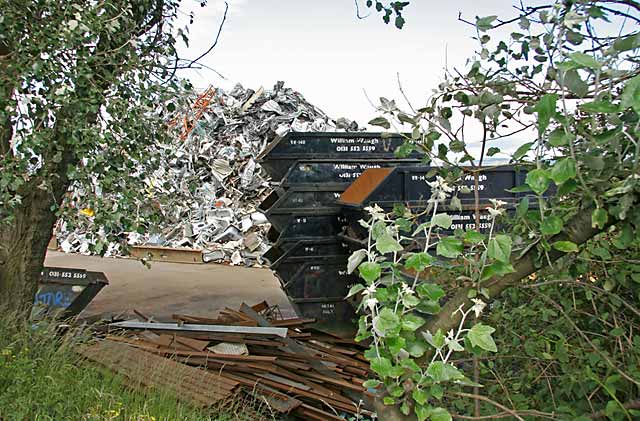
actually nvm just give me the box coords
[175,0,525,151]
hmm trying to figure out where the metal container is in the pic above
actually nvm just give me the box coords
[33,267,108,318]
[259,132,420,180]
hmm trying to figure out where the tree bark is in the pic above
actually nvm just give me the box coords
[0,179,65,313]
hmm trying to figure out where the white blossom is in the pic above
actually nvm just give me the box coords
[365,297,379,312]
[364,204,385,220]
[487,207,505,219]
[401,282,415,296]
[427,176,454,204]
[362,284,378,297]
[489,199,508,208]
[470,298,487,318]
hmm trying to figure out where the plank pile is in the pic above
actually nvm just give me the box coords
[85,302,374,420]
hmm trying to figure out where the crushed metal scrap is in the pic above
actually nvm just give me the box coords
[54,82,360,266]
[86,301,374,420]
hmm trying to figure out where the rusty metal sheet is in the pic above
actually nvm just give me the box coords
[77,340,239,407]
[338,167,394,206]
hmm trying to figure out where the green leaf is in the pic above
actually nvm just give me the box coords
[346,284,365,298]
[432,213,453,229]
[376,233,403,254]
[534,94,558,135]
[621,75,640,113]
[550,158,576,184]
[402,294,420,308]
[487,234,512,263]
[568,52,601,69]
[402,314,426,331]
[516,197,530,218]
[481,261,515,281]
[467,323,498,352]
[373,308,401,337]
[450,196,462,211]
[613,33,640,52]
[348,249,367,274]
[426,328,444,349]
[561,69,588,98]
[369,116,390,129]
[430,408,453,421]
[412,389,428,405]
[386,336,406,356]
[436,237,463,258]
[400,358,421,372]
[476,15,498,31]
[592,208,608,229]
[383,396,395,405]
[406,339,427,358]
[526,169,551,195]
[610,327,625,337]
[395,142,415,158]
[405,252,436,272]
[415,404,429,421]
[548,128,575,147]
[427,361,465,382]
[464,230,485,244]
[416,300,442,314]
[552,241,579,253]
[370,357,393,377]
[487,147,500,156]
[541,216,563,235]
[359,262,381,284]
[512,142,533,160]
[579,101,621,113]
[362,379,382,389]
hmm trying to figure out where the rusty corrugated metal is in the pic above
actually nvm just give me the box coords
[77,340,239,407]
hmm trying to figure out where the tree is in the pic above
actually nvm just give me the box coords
[0,1,187,312]
[355,0,640,419]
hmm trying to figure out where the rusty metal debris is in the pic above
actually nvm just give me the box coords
[77,340,239,408]
[90,301,374,420]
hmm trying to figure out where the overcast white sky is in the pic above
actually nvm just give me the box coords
[175,0,527,153]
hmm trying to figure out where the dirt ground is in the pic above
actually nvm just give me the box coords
[44,251,295,321]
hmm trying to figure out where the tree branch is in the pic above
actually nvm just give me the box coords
[422,202,609,352]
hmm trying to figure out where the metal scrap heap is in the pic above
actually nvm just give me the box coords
[82,302,374,420]
[55,82,359,265]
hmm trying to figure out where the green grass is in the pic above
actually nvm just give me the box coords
[0,311,266,421]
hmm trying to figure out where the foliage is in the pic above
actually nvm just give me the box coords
[0,0,189,255]
[0,311,259,421]
[357,0,640,419]
[350,189,505,420]
[361,1,410,29]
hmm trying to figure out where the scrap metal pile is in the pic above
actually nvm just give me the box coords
[55,82,360,266]
[81,302,374,420]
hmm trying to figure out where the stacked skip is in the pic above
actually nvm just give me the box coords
[258,132,420,330]
[337,165,552,249]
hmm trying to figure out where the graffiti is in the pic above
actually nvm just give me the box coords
[33,288,74,308]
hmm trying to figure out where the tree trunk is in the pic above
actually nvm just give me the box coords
[0,177,68,314]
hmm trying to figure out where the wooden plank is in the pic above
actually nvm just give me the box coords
[129,245,203,264]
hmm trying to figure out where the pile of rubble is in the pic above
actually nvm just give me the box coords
[54,82,359,265]
[81,301,373,420]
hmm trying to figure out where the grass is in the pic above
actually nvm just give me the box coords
[0,311,268,421]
